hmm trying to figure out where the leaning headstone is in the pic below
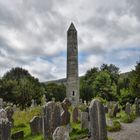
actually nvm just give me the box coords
[5,106,14,127]
[11,131,24,140]
[125,102,131,115]
[135,98,140,116]
[53,126,70,140]
[61,98,71,125]
[43,101,61,140]
[89,99,107,140]
[0,109,11,140]
[0,98,3,109]
[30,116,42,135]
[81,112,89,129]
[72,107,78,123]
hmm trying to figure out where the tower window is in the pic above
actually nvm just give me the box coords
[72,91,75,96]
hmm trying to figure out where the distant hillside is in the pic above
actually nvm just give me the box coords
[44,72,131,85]
[44,78,67,85]
[119,71,131,79]
[44,76,84,85]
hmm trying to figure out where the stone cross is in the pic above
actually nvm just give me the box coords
[43,101,61,140]
[89,99,107,140]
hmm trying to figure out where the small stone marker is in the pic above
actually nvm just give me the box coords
[53,126,70,140]
[31,99,35,107]
[125,102,131,115]
[30,116,42,135]
[72,107,78,123]
[11,131,24,140]
[43,101,61,140]
[81,112,89,129]
[89,99,107,140]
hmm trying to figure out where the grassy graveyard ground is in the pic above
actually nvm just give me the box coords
[12,102,137,140]
[12,106,43,140]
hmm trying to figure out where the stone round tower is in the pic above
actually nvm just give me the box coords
[66,23,79,105]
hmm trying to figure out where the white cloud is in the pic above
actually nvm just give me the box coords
[0,0,140,81]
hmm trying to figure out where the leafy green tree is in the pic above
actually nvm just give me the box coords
[130,61,140,98]
[44,83,66,101]
[0,67,44,109]
[92,70,117,100]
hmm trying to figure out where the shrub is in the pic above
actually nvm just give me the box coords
[107,120,121,132]
[120,112,136,123]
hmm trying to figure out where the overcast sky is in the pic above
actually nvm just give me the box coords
[0,0,140,81]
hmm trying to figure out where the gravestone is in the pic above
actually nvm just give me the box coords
[31,99,35,107]
[5,106,14,126]
[41,94,47,105]
[109,102,119,118]
[72,107,78,123]
[89,99,107,140]
[0,98,3,109]
[30,116,42,135]
[43,101,61,140]
[0,109,11,140]
[104,105,108,113]
[53,126,70,140]
[135,98,140,116]
[81,112,89,129]
[61,98,71,125]
[125,102,131,115]
[11,131,24,140]
[84,100,87,105]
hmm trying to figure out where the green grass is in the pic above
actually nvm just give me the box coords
[12,107,43,140]
[70,121,88,140]
[120,112,136,123]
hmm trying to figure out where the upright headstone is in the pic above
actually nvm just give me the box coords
[109,102,119,118]
[30,116,42,135]
[43,101,61,140]
[89,99,107,140]
[5,106,14,126]
[135,98,140,116]
[72,107,78,123]
[66,23,79,106]
[53,126,70,140]
[61,98,71,125]
[0,109,11,140]
[0,98,3,109]
[81,112,89,129]
[125,102,131,115]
